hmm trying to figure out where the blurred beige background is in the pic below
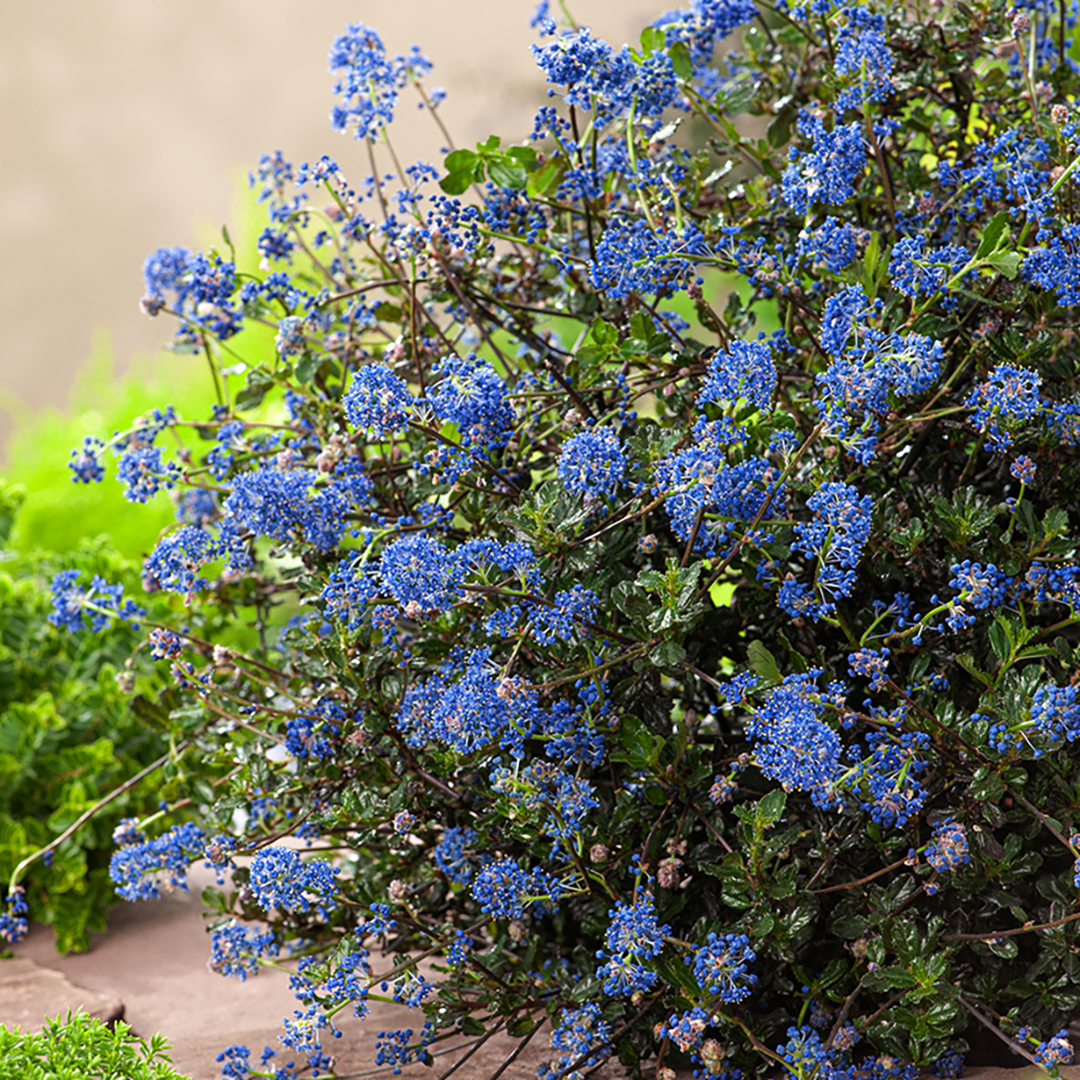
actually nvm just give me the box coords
[0,0,659,443]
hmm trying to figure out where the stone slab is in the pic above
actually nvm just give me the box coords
[0,956,124,1032]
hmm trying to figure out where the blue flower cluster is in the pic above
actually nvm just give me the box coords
[109,822,207,901]
[0,888,28,944]
[557,427,627,501]
[590,219,707,300]
[539,1003,612,1080]
[248,847,340,917]
[342,364,415,437]
[470,856,562,918]
[782,113,867,214]
[924,819,969,876]
[48,570,144,634]
[141,248,242,342]
[747,672,842,806]
[329,23,432,142]
[597,893,670,996]
[689,932,757,1002]
[698,338,778,412]
[964,363,1044,450]
[209,922,280,980]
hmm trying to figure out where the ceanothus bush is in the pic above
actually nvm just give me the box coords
[10,0,1080,1077]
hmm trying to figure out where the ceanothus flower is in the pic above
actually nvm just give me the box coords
[248,847,340,916]
[342,364,414,437]
[470,857,561,918]
[597,892,670,996]
[964,363,1043,450]
[379,533,464,615]
[781,113,867,214]
[689,932,757,1002]
[557,427,627,500]
[48,570,145,634]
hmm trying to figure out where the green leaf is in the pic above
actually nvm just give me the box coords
[439,166,479,195]
[444,148,478,173]
[747,641,782,686]
[613,715,657,768]
[987,936,1018,959]
[986,250,1020,278]
[440,149,481,193]
[864,966,919,991]
[650,640,686,668]
[507,1016,536,1037]
[967,767,1006,801]
[668,40,693,80]
[488,157,528,190]
[234,368,274,411]
[506,145,539,169]
[988,616,1012,664]
[528,157,564,196]
[294,353,322,384]
[757,788,787,828]
[640,25,666,55]
[976,211,1011,259]
[460,1016,486,1037]
[956,653,993,687]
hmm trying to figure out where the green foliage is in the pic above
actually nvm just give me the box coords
[1,339,215,562]
[0,1012,189,1080]
[0,483,169,952]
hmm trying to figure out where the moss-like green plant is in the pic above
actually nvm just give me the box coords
[0,1012,189,1080]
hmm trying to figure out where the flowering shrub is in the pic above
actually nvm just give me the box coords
[8,0,1080,1076]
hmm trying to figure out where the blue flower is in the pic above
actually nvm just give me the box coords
[590,219,707,300]
[329,23,430,141]
[797,217,861,274]
[471,856,561,918]
[0,888,28,944]
[248,846,340,916]
[782,113,867,213]
[433,826,479,885]
[558,427,627,500]
[532,585,600,646]
[889,236,970,299]
[698,337,778,412]
[209,922,279,980]
[541,1004,612,1080]
[426,353,514,448]
[68,436,107,484]
[748,673,842,806]
[275,315,307,357]
[1030,682,1080,743]
[143,525,220,595]
[819,284,876,357]
[653,0,758,72]
[48,570,145,634]
[117,446,180,504]
[597,892,670,996]
[834,6,895,110]
[216,1044,251,1080]
[379,533,464,615]
[109,822,207,901]
[689,932,757,1002]
[343,364,414,437]
[949,560,1010,611]
[925,819,969,875]
[855,730,929,827]
[964,363,1043,450]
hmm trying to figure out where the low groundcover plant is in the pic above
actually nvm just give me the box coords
[0,1012,189,1080]
[4,0,1080,1077]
